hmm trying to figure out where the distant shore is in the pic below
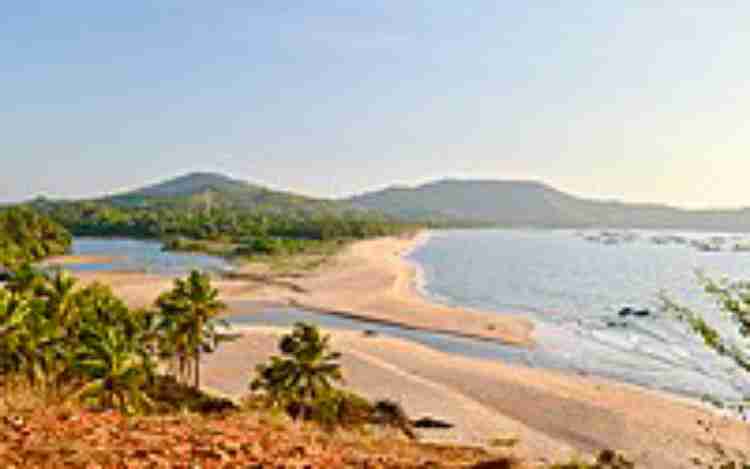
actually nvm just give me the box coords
[41,254,124,266]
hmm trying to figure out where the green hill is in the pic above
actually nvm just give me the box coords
[29,173,411,243]
[107,172,348,214]
[348,179,750,231]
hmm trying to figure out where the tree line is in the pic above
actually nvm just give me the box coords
[30,200,419,254]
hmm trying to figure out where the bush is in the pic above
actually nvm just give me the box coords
[308,390,374,429]
[146,375,238,414]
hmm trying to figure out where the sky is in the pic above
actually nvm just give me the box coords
[2,2,749,208]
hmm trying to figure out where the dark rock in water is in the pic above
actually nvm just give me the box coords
[412,416,454,429]
[618,307,651,318]
[362,329,378,338]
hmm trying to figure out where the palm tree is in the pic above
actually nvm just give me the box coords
[156,270,227,389]
[250,322,343,420]
[73,324,155,414]
[40,270,78,326]
[0,289,31,376]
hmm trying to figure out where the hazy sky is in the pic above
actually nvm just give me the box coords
[2,2,749,207]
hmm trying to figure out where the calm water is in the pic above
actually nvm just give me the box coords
[408,229,750,402]
[227,306,535,364]
[66,238,233,275]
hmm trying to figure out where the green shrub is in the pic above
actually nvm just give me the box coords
[308,390,374,429]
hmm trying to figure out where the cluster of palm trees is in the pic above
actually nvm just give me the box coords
[0,207,72,270]
[0,267,229,414]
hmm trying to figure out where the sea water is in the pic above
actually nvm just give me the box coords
[408,229,750,403]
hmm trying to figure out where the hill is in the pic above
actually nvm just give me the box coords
[106,172,349,214]
[348,179,750,231]
[29,172,412,244]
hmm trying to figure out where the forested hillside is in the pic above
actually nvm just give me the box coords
[29,173,417,253]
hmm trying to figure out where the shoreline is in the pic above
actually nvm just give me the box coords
[73,231,535,346]
[202,325,750,468]
[62,235,750,466]
[400,230,435,303]
[249,230,535,346]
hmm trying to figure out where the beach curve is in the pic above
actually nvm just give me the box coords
[74,231,534,346]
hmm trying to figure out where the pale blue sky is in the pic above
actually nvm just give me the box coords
[2,2,749,207]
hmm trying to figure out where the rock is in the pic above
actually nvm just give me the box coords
[412,417,454,429]
[362,329,378,338]
[618,307,651,318]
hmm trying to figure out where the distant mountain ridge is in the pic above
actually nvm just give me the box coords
[29,172,750,231]
[348,179,750,231]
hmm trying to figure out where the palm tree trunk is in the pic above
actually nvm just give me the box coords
[194,348,200,389]
[194,317,202,390]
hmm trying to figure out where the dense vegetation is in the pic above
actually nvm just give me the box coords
[0,207,72,269]
[29,173,418,258]
[38,200,413,242]
[0,267,233,414]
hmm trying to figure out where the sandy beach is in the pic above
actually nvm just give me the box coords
[202,327,750,469]
[72,233,750,466]
[75,232,534,345]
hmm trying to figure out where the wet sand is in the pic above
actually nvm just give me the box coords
[202,327,750,469]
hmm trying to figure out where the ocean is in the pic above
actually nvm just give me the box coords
[408,229,750,403]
